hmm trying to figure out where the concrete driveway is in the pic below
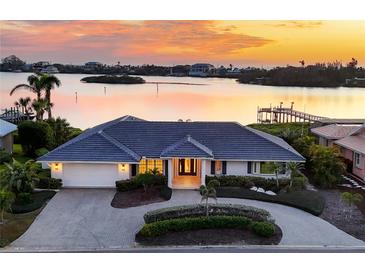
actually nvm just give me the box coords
[8,189,365,251]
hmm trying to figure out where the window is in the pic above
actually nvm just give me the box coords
[138,159,163,174]
[215,160,222,174]
[248,162,286,175]
[260,162,276,174]
[354,153,362,168]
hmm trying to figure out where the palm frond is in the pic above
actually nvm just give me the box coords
[10,84,34,95]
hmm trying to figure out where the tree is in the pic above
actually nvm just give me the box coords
[341,192,363,220]
[0,159,39,196]
[293,135,315,159]
[10,73,44,100]
[0,189,15,223]
[200,179,220,216]
[309,145,345,188]
[17,121,54,156]
[273,163,283,188]
[287,162,304,188]
[1,55,25,70]
[42,74,61,119]
[32,98,52,121]
[14,97,32,117]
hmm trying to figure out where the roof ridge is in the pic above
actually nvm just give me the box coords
[98,130,141,161]
[161,135,213,157]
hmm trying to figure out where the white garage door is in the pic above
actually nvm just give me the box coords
[62,163,120,188]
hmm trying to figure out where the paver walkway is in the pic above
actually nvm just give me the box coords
[8,189,365,251]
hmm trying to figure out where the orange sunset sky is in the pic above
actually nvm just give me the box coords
[0,20,364,66]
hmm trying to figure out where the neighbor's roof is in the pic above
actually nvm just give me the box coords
[311,124,360,140]
[335,136,365,155]
[38,115,305,163]
[0,119,17,137]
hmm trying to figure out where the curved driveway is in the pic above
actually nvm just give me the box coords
[9,189,365,251]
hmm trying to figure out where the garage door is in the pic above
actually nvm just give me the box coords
[62,163,119,187]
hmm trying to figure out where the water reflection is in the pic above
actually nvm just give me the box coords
[0,72,364,129]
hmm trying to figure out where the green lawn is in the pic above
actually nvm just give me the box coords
[0,209,41,248]
[248,122,311,138]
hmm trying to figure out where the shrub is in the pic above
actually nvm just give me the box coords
[144,203,272,224]
[138,216,252,238]
[0,150,11,163]
[15,192,33,205]
[309,144,346,188]
[159,185,172,200]
[116,173,167,192]
[252,221,276,237]
[35,177,62,189]
[17,121,54,156]
[46,117,83,148]
[116,179,142,192]
[206,175,290,192]
[11,191,56,214]
[216,188,325,216]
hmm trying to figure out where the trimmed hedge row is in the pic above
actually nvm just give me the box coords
[144,203,273,224]
[138,216,276,238]
[11,191,56,214]
[217,187,325,216]
[206,175,291,192]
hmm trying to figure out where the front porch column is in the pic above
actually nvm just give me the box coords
[168,159,173,188]
[200,159,206,186]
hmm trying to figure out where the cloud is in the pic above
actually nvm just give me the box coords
[268,21,323,28]
[0,20,273,64]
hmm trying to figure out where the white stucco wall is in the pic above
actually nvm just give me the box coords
[51,163,130,188]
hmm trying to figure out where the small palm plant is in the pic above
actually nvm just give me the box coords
[341,192,363,220]
[273,163,283,188]
[200,179,220,216]
[0,189,15,224]
[287,162,304,188]
[14,97,32,118]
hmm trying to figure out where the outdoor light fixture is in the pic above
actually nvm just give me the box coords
[54,163,60,171]
[119,163,126,171]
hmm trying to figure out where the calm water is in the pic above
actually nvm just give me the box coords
[1,72,364,129]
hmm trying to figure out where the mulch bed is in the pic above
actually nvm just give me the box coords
[135,225,282,246]
[318,188,365,241]
[111,186,169,208]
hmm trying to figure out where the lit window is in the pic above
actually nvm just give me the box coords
[215,160,222,174]
[138,159,163,174]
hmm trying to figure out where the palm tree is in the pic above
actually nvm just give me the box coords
[10,73,44,100]
[200,179,220,216]
[42,74,61,119]
[32,98,52,121]
[287,162,304,188]
[0,189,15,223]
[273,163,283,188]
[14,97,32,117]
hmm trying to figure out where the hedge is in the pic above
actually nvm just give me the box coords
[116,173,167,192]
[137,216,276,238]
[144,203,273,224]
[217,187,325,216]
[206,175,291,192]
[11,191,56,214]
[35,177,63,190]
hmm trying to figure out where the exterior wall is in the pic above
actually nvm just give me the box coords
[318,136,334,147]
[353,153,365,180]
[0,134,13,153]
[50,163,130,188]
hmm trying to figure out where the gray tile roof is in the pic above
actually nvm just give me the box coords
[38,115,305,163]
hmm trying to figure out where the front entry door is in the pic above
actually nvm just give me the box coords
[178,159,197,176]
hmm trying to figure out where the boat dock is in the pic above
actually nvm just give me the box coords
[0,107,34,124]
[257,102,328,124]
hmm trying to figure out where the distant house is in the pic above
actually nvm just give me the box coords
[33,61,50,72]
[311,123,365,181]
[0,119,17,154]
[334,124,365,181]
[188,63,215,77]
[38,115,305,189]
[345,77,365,87]
[40,65,59,74]
[311,124,360,147]
[84,61,103,71]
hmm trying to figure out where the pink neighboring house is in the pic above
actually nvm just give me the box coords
[311,124,365,181]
